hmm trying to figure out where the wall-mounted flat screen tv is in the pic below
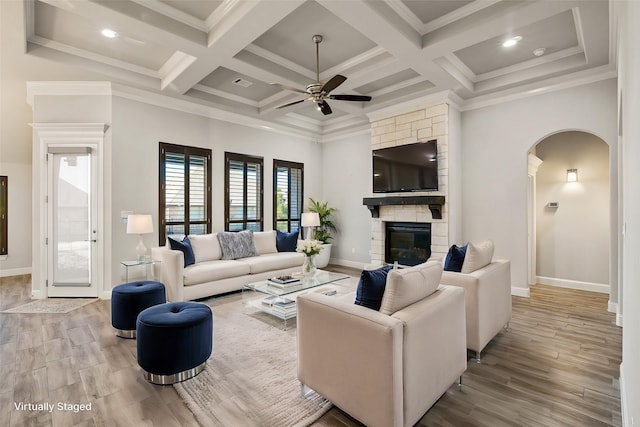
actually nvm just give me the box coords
[373,140,438,193]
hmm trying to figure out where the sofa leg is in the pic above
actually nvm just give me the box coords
[505,321,510,331]
[475,350,481,363]
[458,375,463,388]
[300,383,313,399]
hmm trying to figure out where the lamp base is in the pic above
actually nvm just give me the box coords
[135,235,147,261]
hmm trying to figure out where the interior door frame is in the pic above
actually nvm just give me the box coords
[31,123,108,299]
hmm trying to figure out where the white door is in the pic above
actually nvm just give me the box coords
[46,146,99,297]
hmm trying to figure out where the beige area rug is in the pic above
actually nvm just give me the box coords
[1,298,97,314]
[173,297,334,427]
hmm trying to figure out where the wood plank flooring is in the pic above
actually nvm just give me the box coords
[0,272,621,427]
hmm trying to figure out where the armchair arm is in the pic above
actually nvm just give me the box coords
[150,246,185,302]
[440,259,511,352]
[297,293,404,427]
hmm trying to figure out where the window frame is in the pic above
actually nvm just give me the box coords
[159,142,212,245]
[0,176,7,255]
[272,159,304,233]
[224,152,264,231]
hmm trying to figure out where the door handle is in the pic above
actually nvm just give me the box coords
[84,239,97,243]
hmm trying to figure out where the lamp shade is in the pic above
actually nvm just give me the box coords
[301,212,320,227]
[127,214,153,234]
[567,169,578,182]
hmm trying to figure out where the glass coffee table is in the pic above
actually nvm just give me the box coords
[242,270,350,328]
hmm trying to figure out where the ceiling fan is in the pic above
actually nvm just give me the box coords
[272,35,372,115]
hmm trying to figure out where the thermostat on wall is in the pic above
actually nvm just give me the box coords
[547,202,559,208]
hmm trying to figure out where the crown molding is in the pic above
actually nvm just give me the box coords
[365,90,461,122]
[26,81,113,107]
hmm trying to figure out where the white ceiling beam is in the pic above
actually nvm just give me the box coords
[164,0,305,95]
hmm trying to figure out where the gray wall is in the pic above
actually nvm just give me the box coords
[619,1,640,424]
[320,132,372,267]
[461,79,618,294]
[110,96,323,284]
[535,131,609,288]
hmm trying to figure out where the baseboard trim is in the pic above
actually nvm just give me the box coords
[608,301,617,314]
[536,276,609,293]
[329,258,366,270]
[616,313,623,327]
[0,267,32,278]
[511,286,530,297]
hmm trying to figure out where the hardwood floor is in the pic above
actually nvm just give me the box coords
[0,273,621,427]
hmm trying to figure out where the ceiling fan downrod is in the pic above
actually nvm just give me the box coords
[313,34,322,84]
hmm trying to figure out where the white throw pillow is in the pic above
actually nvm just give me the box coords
[379,261,442,315]
[252,230,278,255]
[461,240,494,273]
[189,233,222,263]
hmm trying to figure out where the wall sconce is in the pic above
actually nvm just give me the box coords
[567,169,578,182]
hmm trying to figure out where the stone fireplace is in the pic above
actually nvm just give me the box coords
[366,103,450,266]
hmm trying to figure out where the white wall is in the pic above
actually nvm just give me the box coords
[111,96,323,285]
[320,132,372,267]
[618,1,640,424]
[535,131,609,290]
[461,79,617,294]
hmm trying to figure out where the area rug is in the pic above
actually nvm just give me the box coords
[1,298,97,314]
[174,299,333,427]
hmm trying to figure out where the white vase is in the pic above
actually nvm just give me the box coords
[314,243,332,269]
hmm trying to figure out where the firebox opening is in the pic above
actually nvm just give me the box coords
[385,222,431,266]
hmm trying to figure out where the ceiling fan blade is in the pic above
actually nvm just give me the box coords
[271,83,307,94]
[321,75,347,94]
[276,99,306,109]
[318,101,332,115]
[329,94,372,102]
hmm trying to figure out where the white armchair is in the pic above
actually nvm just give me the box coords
[296,262,467,427]
[440,259,512,362]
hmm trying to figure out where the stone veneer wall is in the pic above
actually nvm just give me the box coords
[369,103,450,265]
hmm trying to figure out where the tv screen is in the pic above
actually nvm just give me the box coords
[373,140,438,193]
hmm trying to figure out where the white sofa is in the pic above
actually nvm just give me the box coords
[297,261,467,427]
[151,231,304,301]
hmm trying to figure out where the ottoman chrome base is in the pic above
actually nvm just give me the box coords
[114,328,136,339]
[142,361,206,385]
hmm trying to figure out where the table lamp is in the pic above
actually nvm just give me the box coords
[127,214,153,260]
[301,212,320,240]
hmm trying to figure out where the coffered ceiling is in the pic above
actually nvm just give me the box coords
[24,0,614,138]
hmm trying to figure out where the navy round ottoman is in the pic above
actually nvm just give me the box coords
[136,302,213,385]
[111,281,166,338]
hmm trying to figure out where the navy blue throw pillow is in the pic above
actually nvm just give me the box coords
[444,244,467,272]
[355,264,393,311]
[168,236,195,267]
[276,230,299,252]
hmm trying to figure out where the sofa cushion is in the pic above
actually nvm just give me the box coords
[183,260,251,286]
[276,229,299,252]
[189,233,222,263]
[168,236,195,267]
[354,264,393,311]
[253,230,278,255]
[380,261,442,315]
[444,244,467,272]
[461,240,494,273]
[217,230,258,260]
[237,252,304,274]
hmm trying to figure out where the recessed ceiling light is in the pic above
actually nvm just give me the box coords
[101,29,118,39]
[533,47,546,57]
[502,36,522,48]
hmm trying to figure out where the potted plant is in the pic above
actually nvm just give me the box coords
[308,198,337,268]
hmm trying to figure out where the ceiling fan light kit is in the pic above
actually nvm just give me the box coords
[272,34,372,115]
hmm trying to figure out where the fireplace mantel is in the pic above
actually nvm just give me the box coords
[363,195,445,219]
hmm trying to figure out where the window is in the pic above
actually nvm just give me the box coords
[225,152,263,231]
[273,160,303,233]
[159,143,211,244]
[0,176,6,255]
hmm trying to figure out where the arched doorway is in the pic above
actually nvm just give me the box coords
[527,130,611,296]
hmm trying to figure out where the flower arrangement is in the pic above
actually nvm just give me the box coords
[297,239,323,257]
